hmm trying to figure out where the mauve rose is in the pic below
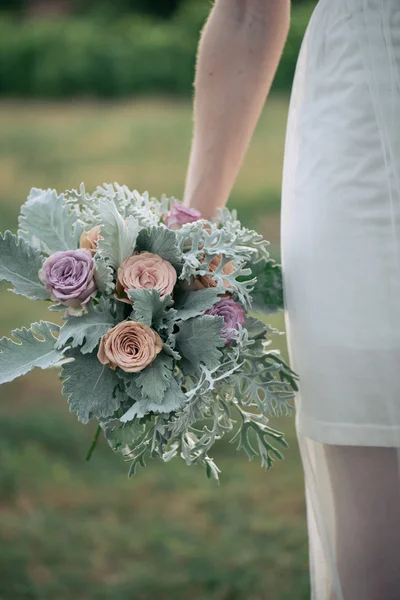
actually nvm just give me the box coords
[80,225,101,255]
[98,321,163,372]
[39,249,97,308]
[186,254,235,291]
[116,251,177,304]
[205,298,246,344]
[165,203,201,230]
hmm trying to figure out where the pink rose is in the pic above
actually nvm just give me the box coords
[98,321,163,373]
[116,251,177,304]
[185,254,234,291]
[80,225,101,255]
[165,203,201,230]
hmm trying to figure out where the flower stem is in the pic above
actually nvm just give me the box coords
[86,424,101,461]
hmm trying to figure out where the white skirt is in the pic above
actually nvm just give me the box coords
[282,0,400,448]
[282,4,400,597]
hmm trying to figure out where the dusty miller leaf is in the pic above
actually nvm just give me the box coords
[129,288,176,334]
[121,376,187,421]
[103,419,146,452]
[174,288,222,321]
[136,226,181,267]
[0,231,49,300]
[56,297,116,353]
[94,258,115,295]
[174,315,224,375]
[61,348,121,424]
[135,353,174,402]
[240,259,284,314]
[0,321,61,384]
[18,188,83,254]
[97,199,141,269]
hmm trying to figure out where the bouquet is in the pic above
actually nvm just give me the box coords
[0,184,297,480]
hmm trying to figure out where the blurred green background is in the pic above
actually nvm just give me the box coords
[0,1,316,599]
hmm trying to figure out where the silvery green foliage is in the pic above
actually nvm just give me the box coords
[135,353,174,403]
[0,321,61,384]
[230,317,296,417]
[174,315,225,374]
[64,183,101,225]
[128,289,176,335]
[173,288,222,321]
[96,184,168,227]
[61,348,121,424]
[0,231,49,300]
[97,199,141,269]
[121,375,187,421]
[56,298,116,354]
[94,258,115,296]
[215,207,270,262]
[64,183,170,229]
[240,259,284,314]
[18,188,84,254]
[103,418,146,453]
[175,216,269,308]
[177,208,269,272]
[136,226,181,267]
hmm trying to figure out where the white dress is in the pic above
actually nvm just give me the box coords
[282,0,400,448]
[281,1,400,598]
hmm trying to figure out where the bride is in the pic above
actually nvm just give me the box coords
[182,0,400,598]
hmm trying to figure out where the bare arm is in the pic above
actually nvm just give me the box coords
[183,0,290,219]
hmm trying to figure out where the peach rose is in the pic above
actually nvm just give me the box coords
[186,254,235,291]
[98,321,163,373]
[80,225,101,255]
[116,251,177,304]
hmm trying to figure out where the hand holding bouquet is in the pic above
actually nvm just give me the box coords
[0,184,297,480]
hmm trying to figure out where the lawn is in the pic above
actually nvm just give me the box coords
[0,97,310,600]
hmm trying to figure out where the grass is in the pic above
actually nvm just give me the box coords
[0,97,309,600]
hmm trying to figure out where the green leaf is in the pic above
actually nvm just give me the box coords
[61,348,121,424]
[174,315,224,374]
[97,199,140,269]
[136,225,181,267]
[56,297,116,353]
[94,258,115,295]
[245,316,271,340]
[230,408,288,470]
[121,376,187,421]
[0,231,49,300]
[241,259,284,314]
[18,188,83,254]
[174,288,222,321]
[135,353,174,402]
[0,321,61,384]
[129,288,176,333]
[103,419,146,452]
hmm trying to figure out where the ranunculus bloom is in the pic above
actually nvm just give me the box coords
[98,321,163,372]
[39,249,97,308]
[165,203,201,229]
[186,254,235,291]
[80,225,101,255]
[116,251,177,304]
[205,298,246,344]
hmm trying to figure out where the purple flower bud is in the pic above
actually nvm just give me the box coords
[165,203,201,229]
[39,249,97,309]
[205,298,246,345]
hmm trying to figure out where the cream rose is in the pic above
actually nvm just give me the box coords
[98,321,163,373]
[116,251,177,304]
[80,225,101,255]
[186,254,234,291]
